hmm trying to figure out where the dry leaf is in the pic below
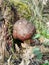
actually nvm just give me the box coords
[19,60,24,65]
[15,44,20,53]
[21,43,29,49]
[7,55,12,65]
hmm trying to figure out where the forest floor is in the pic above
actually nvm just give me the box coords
[0,0,49,65]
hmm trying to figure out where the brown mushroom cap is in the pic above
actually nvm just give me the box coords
[13,19,35,41]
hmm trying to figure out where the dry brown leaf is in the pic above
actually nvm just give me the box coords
[15,44,20,53]
[21,43,30,49]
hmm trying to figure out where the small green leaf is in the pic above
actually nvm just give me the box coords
[33,47,42,60]
[33,34,41,39]
[43,41,49,47]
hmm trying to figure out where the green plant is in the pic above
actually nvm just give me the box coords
[9,0,31,20]
[28,0,49,39]
[33,47,42,60]
[41,60,49,65]
[33,33,41,39]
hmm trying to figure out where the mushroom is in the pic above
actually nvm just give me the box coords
[13,18,36,42]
